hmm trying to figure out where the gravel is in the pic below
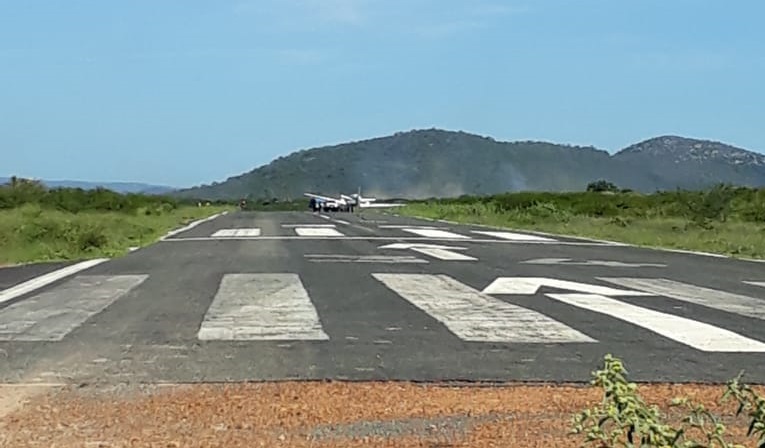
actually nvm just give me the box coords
[1,381,762,447]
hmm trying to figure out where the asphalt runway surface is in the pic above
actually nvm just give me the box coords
[1,210,764,385]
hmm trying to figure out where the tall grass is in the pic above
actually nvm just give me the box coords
[398,186,765,259]
[0,177,234,264]
[0,203,230,265]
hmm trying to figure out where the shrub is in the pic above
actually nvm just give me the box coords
[571,354,765,448]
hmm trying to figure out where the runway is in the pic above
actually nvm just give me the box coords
[1,210,764,385]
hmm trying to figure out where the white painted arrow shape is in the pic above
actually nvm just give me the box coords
[482,277,653,296]
[600,278,765,321]
[378,243,476,261]
[521,258,666,268]
[546,293,765,352]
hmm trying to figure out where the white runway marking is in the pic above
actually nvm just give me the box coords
[482,277,652,296]
[471,231,555,242]
[198,273,328,341]
[0,258,109,306]
[161,212,224,240]
[409,247,476,261]
[378,243,476,261]
[600,278,765,321]
[211,228,261,237]
[281,224,336,228]
[160,236,615,245]
[0,275,147,341]
[400,228,470,239]
[744,281,765,288]
[546,293,765,352]
[379,225,444,229]
[294,227,345,236]
[373,273,596,343]
[522,258,666,268]
[305,254,427,264]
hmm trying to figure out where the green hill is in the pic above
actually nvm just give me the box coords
[174,129,765,200]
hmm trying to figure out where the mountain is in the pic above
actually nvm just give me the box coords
[173,129,765,200]
[0,178,176,195]
[611,136,765,191]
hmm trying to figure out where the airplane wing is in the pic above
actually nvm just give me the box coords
[304,192,342,202]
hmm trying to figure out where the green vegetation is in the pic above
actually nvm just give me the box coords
[397,184,765,259]
[572,354,765,447]
[0,178,232,265]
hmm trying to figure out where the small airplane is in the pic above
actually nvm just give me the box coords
[304,188,405,212]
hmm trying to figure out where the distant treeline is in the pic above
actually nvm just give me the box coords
[411,183,765,224]
[0,177,233,214]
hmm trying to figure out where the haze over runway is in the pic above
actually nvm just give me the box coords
[1,210,764,385]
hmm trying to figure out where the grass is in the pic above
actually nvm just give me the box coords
[397,201,765,259]
[0,203,231,265]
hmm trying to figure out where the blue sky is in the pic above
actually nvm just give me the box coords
[2,0,764,187]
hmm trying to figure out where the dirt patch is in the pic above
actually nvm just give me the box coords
[0,384,57,420]
[1,381,761,447]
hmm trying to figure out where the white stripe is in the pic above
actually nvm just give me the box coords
[160,236,613,245]
[471,231,555,242]
[600,278,765,321]
[482,277,652,296]
[0,258,109,306]
[0,275,147,341]
[281,224,336,228]
[318,214,331,220]
[334,220,350,225]
[305,255,427,264]
[546,293,765,352]
[372,273,595,343]
[198,273,328,341]
[662,249,729,258]
[744,281,765,288]
[161,212,223,239]
[294,227,344,236]
[211,228,261,237]
[409,247,477,261]
[401,228,470,239]
[379,225,444,229]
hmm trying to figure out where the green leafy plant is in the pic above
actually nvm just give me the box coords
[571,354,765,448]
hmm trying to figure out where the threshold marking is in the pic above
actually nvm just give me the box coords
[281,224,336,228]
[372,273,595,343]
[547,293,765,352]
[0,258,109,306]
[198,273,328,341]
[159,236,614,246]
[0,275,148,341]
[482,277,652,296]
[400,228,470,239]
[378,243,476,261]
[305,254,427,264]
[379,225,445,229]
[211,228,261,237]
[522,258,666,268]
[294,227,345,237]
[600,278,765,321]
[471,231,555,242]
